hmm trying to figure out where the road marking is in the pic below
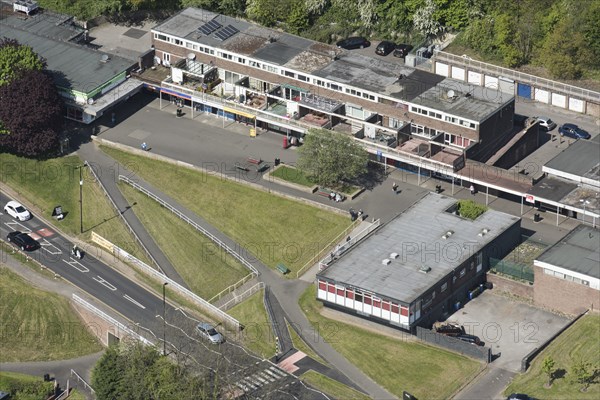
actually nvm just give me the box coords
[4,220,31,232]
[93,275,117,291]
[38,238,62,255]
[63,258,89,273]
[123,294,146,309]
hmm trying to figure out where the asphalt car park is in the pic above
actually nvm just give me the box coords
[448,291,570,372]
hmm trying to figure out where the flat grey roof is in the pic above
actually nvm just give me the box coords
[153,8,510,122]
[1,25,134,94]
[318,193,520,304]
[0,8,84,42]
[544,140,600,181]
[536,225,600,279]
[528,176,579,202]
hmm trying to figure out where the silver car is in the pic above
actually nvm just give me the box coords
[534,116,557,131]
[196,322,224,344]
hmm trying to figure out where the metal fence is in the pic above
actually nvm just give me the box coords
[219,281,265,311]
[70,369,95,396]
[490,257,534,283]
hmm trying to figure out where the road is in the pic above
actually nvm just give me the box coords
[0,191,326,399]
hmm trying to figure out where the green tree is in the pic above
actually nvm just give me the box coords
[541,356,556,387]
[540,16,588,79]
[92,345,124,400]
[287,0,310,35]
[571,359,596,391]
[297,129,368,187]
[0,39,45,86]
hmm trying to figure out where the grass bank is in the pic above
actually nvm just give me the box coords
[300,370,370,400]
[102,146,352,276]
[0,267,103,362]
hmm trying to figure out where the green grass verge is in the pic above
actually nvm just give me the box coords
[0,153,150,264]
[118,183,249,300]
[505,314,600,399]
[286,320,327,365]
[300,370,371,400]
[299,285,481,399]
[0,372,54,399]
[0,267,103,362]
[101,146,352,276]
[271,165,315,187]
[227,289,276,359]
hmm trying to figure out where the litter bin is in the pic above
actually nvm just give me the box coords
[283,136,288,149]
[274,158,280,166]
[176,108,183,117]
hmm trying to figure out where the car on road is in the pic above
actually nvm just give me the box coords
[375,41,396,56]
[6,231,40,251]
[336,37,370,50]
[506,394,531,400]
[4,200,31,221]
[393,44,414,58]
[558,123,591,139]
[534,116,557,131]
[196,322,224,344]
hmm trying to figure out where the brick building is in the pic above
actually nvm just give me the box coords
[534,225,600,315]
[316,193,521,331]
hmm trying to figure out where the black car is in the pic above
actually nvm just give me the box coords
[7,231,40,251]
[336,37,370,50]
[456,334,482,345]
[375,41,396,56]
[558,123,591,139]
[393,44,414,58]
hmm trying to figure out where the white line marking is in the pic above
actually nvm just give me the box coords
[4,221,31,232]
[62,258,89,273]
[123,294,146,309]
[93,275,117,291]
[39,238,62,255]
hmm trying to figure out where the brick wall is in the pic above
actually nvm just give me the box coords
[533,266,599,315]
[486,273,533,299]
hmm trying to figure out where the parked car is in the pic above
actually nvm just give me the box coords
[336,37,370,50]
[196,322,224,344]
[6,231,40,251]
[534,116,557,131]
[393,44,414,58]
[558,123,591,139]
[506,394,531,400]
[456,334,482,346]
[375,41,396,56]
[434,322,465,337]
[4,200,31,221]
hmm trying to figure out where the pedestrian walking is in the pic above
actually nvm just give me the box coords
[141,142,148,151]
[393,182,398,193]
[470,184,475,195]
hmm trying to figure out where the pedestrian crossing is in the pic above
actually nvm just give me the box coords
[231,361,290,396]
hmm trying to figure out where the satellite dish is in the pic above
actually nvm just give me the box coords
[100,54,109,63]
[87,98,95,105]
[187,53,196,60]
[447,89,455,98]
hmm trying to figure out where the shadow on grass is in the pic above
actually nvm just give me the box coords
[83,202,137,233]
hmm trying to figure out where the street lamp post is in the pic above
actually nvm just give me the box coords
[75,162,88,234]
[162,282,168,356]
[580,199,590,225]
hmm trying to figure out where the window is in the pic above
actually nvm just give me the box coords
[459,268,466,277]
[330,83,342,91]
[382,301,390,311]
[355,292,363,302]
[186,42,193,49]
[362,93,375,100]
[315,79,325,86]
[400,306,409,316]
[163,53,170,62]
[445,116,457,123]
[441,282,448,292]
[155,34,167,42]
[363,294,372,305]
[389,117,400,129]
[337,287,345,296]
[346,290,354,299]
[327,283,335,293]
[249,61,261,68]
[284,70,295,77]
[236,57,246,64]
[373,297,381,308]
[174,39,182,46]
[297,74,308,82]
[391,303,399,314]
[318,281,326,291]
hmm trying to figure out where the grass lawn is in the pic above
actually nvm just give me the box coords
[505,314,600,399]
[300,370,371,400]
[0,267,103,362]
[226,290,276,358]
[102,146,352,275]
[271,165,315,187]
[299,286,482,399]
[0,372,53,399]
[119,183,250,300]
[286,320,327,365]
[0,153,149,263]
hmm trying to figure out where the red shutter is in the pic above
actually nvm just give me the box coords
[373,299,381,308]
[401,306,409,316]
[382,301,390,311]
[337,288,345,296]
[364,294,372,305]
[391,303,399,314]
[318,281,326,291]
[346,290,354,299]
[328,283,335,293]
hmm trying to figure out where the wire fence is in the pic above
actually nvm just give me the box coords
[219,281,265,311]
[490,258,534,283]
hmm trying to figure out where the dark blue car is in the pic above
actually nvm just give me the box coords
[558,123,591,139]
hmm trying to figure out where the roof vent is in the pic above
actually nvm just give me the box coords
[442,230,454,239]
[482,228,490,234]
[390,252,399,259]
[382,259,391,265]
[419,266,431,273]
[100,54,110,63]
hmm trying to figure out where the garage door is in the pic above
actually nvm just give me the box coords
[467,71,482,85]
[484,75,498,89]
[534,88,549,103]
[499,77,514,94]
[552,93,566,108]
[451,66,465,81]
[569,97,584,113]
[517,83,532,98]
[435,62,449,77]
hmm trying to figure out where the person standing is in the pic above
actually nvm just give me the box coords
[393,182,398,193]
[470,184,475,195]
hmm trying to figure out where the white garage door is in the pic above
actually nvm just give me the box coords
[499,77,514,94]
[451,66,465,81]
[534,88,549,103]
[435,62,449,77]
[552,93,567,108]
[468,71,482,85]
[569,97,584,113]
[484,75,498,89]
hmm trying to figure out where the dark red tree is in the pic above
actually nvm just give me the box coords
[0,69,64,157]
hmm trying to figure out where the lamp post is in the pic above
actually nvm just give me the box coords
[580,199,590,225]
[75,162,88,234]
[162,282,168,356]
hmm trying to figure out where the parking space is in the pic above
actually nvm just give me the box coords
[449,291,570,372]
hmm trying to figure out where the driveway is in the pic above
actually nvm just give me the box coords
[449,291,570,372]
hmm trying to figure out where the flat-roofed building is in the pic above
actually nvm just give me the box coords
[316,193,521,331]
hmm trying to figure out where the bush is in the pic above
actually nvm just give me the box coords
[457,200,487,220]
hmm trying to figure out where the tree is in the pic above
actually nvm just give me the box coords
[92,345,124,400]
[541,356,556,387]
[413,0,443,40]
[0,69,64,156]
[0,38,45,86]
[287,0,310,35]
[571,359,596,391]
[297,128,368,187]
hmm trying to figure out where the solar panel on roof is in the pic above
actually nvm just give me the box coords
[198,19,222,35]
[214,25,239,41]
